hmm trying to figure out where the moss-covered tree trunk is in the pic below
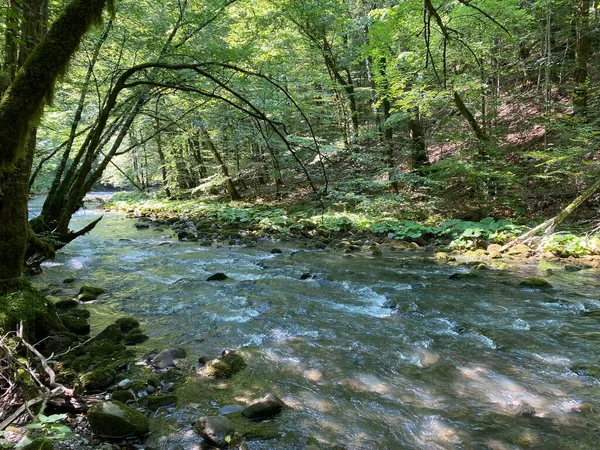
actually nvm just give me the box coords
[0,0,113,283]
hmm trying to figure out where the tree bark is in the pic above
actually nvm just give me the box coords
[199,126,241,201]
[453,91,487,143]
[0,0,112,282]
[573,0,590,116]
[500,176,600,252]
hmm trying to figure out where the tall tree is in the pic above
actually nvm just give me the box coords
[0,0,114,285]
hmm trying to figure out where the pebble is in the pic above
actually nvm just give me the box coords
[118,379,133,389]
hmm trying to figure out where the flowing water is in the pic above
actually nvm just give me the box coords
[31,197,600,449]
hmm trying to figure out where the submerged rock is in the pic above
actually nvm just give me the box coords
[77,285,105,302]
[270,248,283,254]
[241,393,285,420]
[207,273,228,281]
[152,347,187,369]
[200,350,246,379]
[194,416,234,446]
[87,400,149,439]
[116,317,140,332]
[519,278,553,289]
[54,299,78,309]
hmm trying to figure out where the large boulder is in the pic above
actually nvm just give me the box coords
[87,401,149,439]
[241,393,285,420]
[194,416,234,446]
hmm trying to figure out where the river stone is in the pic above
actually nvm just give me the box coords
[241,393,285,420]
[87,400,149,439]
[200,350,247,378]
[118,379,133,389]
[78,285,105,301]
[55,298,78,309]
[207,273,228,281]
[115,317,140,332]
[218,404,244,415]
[270,248,283,254]
[519,278,553,289]
[152,347,187,369]
[194,416,234,446]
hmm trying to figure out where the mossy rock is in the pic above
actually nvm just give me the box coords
[144,394,178,410]
[77,285,105,301]
[448,272,479,281]
[122,328,149,345]
[85,340,128,358]
[115,317,140,333]
[87,400,149,439]
[111,389,135,403]
[80,367,117,391]
[68,354,92,372]
[0,287,64,343]
[227,411,280,440]
[92,323,122,344]
[201,351,247,379]
[43,333,76,355]
[519,278,553,289]
[59,310,91,335]
[21,438,53,450]
[570,365,600,378]
[54,299,79,309]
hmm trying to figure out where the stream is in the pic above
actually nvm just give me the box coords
[30,197,600,449]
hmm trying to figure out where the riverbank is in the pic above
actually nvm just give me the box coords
[105,192,600,266]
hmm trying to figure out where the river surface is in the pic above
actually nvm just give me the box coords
[30,197,600,449]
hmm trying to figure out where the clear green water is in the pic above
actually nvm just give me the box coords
[33,200,600,449]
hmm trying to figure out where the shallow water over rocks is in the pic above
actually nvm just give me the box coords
[33,200,600,449]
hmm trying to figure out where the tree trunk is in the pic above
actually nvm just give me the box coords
[573,0,590,116]
[154,116,171,197]
[453,91,488,144]
[409,109,429,170]
[0,0,112,282]
[500,176,600,252]
[199,126,241,201]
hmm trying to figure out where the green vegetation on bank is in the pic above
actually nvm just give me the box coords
[106,192,600,258]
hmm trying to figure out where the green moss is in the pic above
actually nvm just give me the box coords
[227,411,280,440]
[92,323,122,343]
[0,287,64,342]
[85,340,128,358]
[115,317,140,332]
[77,285,105,301]
[111,390,135,403]
[519,278,553,289]
[145,394,178,410]
[80,367,117,391]
[571,365,600,378]
[87,400,149,439]
[200,352,247,379]
[122,328,149,345]
[54,299,78,309]
[59,310,90,335]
